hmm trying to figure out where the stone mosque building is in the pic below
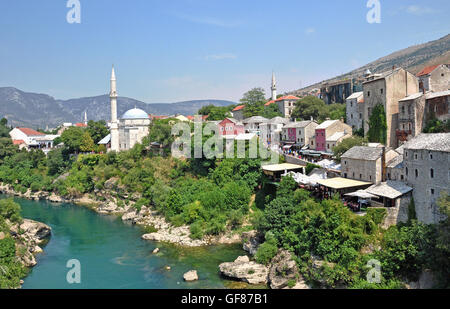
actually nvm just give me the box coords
[109,66,150,152]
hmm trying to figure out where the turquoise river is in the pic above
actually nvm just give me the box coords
[6,196,258,289]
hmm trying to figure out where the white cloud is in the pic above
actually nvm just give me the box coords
[305,27,316,35]
[406,5,435,15]
[174,13,242,28]
[205,53,237,61]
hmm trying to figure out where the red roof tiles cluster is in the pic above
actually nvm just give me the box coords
[17,128,45,136]
[417,65,440,77]
[232,105,245,111]
[75,123,87,127]
[264,95,300,106]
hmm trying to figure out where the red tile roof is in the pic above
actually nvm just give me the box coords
[17,128,45,136]
[417,65,440,77]
[264,100,276,106]
[232,105,245,111]
[149,115,169,120]
[276,95,300,101]
[13,139,25,145]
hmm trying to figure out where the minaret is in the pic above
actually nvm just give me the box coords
[110,65,120,152]
[271,71,277,100]
[84,110,88,125]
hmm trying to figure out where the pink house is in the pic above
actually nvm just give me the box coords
[218,118,245,137]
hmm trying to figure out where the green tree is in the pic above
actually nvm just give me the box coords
[61,126,85,153]
[80,131,95,153]
[291,96,328,122]
[240,88,266,118]
[147,119,175,148]
[367,104,387,144]
[262,103,283,119]
[86,120,109,144]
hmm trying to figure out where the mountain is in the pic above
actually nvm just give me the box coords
[0,87,236,129]
[290,34,450,95]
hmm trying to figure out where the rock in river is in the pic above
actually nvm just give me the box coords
[183,270,198,282]
[219,256,268,285]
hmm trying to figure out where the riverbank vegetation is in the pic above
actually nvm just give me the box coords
[252,176,450,288]
[0,198,29,289]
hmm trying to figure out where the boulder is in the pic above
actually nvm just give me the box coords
[242,231,263,256]
[152,248,160,254]
[183,270,198,282]
[219,256,268,285]
[19,219,51,244]
[122,210,138,221]
[268,249,304,289]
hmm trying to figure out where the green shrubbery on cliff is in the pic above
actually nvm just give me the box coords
[254,176,450,288]
[0,198,28,289]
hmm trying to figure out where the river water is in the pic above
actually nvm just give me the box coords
[6,197,253,289]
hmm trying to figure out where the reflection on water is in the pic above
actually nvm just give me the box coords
[3,196,262,289]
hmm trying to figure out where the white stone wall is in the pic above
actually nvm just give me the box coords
[404,148,449,224]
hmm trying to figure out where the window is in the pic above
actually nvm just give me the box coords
[344,173,347,178]
[406,167,408,176]
[344,161,347,165]
[402,106,405,113]
[381,89,384,94]
[415,169,418,178]
[367,91,371,97]
[430,153,433,160]
[414,153,418,160]
[359,113,362,119]
[430,169,434,178]
[360,174,362,179]
[353,172,355,177]
[401,175,404,180]
[351,114,353,119]
[431,189,435,195]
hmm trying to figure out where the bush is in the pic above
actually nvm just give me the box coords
[255,232,278,265]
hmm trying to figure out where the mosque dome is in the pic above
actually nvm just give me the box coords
[121,108,149,120]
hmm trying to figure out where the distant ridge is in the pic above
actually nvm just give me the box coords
[290,34,450,95]
[0,87,236,128]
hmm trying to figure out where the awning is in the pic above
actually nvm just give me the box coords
[262,163,305,172]
[317,177,372,190]
[345,190,378,199]
[283,145,292,149]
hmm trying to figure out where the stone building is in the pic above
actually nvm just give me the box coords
[417,64,450,93]
[403,133,450,224]
[425,90,450,122]
[311,119,352,152]
[397,92,426,144]
[231,105,245,121]
[320,79,353,105]
[109,66,150,152]
[386,152,405,182]
[275,95,300,119]
[345,91,364,131]
[341,146,399,184]
[243,116,269,134]
[363,67,419,148]
[281,120,318,147]
[260,117,290,146]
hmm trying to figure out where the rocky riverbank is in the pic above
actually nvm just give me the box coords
[0,183,243,248]
[1,215,51,288]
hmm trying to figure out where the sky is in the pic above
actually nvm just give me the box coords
[0,0,449,103]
